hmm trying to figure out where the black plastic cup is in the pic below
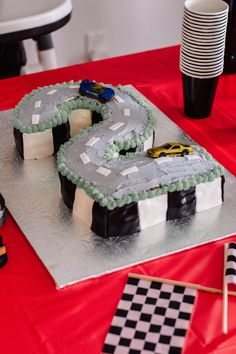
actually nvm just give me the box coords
[182,73,219,118]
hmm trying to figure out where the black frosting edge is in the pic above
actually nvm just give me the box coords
[91,202,141,238]
[14,127,24,158]
[14,122,70,159]
[52,121,70,154]
[58,172,76,209]
[167,187,196,221]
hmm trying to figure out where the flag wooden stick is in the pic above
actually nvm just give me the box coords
[128,272,236,297]
[223,243,228,334]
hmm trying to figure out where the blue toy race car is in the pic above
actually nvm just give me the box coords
[79,80,115,103]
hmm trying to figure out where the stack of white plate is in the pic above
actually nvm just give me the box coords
[180,0,229,79]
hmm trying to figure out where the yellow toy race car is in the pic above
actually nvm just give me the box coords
[147,142,194,158]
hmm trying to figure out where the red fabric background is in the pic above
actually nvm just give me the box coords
[0,45,236,353]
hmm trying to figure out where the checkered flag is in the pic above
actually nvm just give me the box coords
[103,275,197,354]
[225,243,236,284]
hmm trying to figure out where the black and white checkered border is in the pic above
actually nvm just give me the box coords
[103,276,197,354]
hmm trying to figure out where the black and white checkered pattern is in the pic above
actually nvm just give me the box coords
[103,276,197,354]
[225,243,236,284]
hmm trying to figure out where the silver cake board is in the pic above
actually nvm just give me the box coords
[1,86,236,289]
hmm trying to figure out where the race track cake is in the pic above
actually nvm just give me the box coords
[13,80,225,238]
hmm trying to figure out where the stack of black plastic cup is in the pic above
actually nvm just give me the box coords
[180,0,229,118]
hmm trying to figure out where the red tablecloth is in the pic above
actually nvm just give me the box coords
[1,45,236,354]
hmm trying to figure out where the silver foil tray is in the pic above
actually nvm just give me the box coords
[1,86,236,289]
